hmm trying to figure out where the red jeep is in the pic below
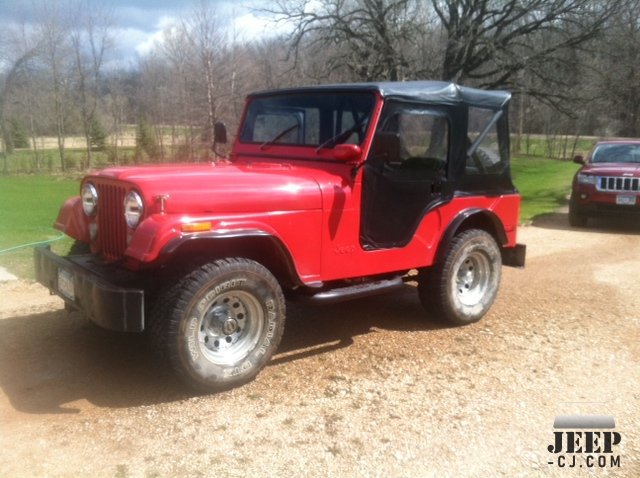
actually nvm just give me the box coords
[570,140,640,226]
[35,81,525,391]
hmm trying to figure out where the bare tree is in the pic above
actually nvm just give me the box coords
[0,53,39,173]
[266,1,622,104]
[263,0,420,81]
[156,25,198,159]
[594,0,640,137]
[0,24,41,173]
[103,68,132,165]
[183,0,229,145]
[431,1,622,99]
[69,0,114,169]
[36,1,73,171]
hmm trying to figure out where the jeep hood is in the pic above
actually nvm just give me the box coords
[89,162,323,214]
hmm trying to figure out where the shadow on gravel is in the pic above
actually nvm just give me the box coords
[274,284,446,365]
[0,284,444,414]
[0,309,188,415]
[531,211,640,235]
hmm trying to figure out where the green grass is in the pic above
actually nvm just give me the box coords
[0,175,79,278]
[1,147,139,174]
[511,155,581,223]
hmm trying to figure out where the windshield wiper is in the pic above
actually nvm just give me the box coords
[260,124,300,150]
[315,116,369,153]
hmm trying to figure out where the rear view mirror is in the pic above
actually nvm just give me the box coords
[333,144,362,162]
[573,154,585,165]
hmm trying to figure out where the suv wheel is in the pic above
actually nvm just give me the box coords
[568,196,588,227]
[419,229,501,325]
[150,258,285,392]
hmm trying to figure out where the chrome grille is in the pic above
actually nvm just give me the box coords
[597,176,640,192]
[96,183,128,261]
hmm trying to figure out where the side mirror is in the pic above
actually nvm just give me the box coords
[213,122,227,145]
[573,154,585,165]
[333,144,362,162]
[370,131,400,162]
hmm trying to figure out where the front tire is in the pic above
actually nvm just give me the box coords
[568,196,588,227]
[419,229,501,325]
[151,258,285,392]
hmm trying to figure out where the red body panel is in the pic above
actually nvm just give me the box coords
[54,196,90,244]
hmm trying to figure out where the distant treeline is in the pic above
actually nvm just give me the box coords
[1,0,639,172]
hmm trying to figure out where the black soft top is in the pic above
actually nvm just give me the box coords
[250,80,510,110]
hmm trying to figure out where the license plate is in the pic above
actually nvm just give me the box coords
[57,268,75,300]
[616,195,636,206]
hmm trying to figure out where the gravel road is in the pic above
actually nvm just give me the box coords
[0,212,638,477]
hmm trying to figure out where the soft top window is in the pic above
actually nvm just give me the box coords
[377,105,449,171]
[466,106,507,175]
[240,92,375,149]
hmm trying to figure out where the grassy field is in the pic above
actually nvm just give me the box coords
[511,155,581,223]
[0,176,78,278]
[0,155,580,279]
[1,148,140,174]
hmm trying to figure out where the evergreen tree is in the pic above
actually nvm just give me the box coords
[136,117,159,159]
[89,117,107,151]
[9,120,29,149]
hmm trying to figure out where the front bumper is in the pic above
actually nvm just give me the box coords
[34,246,144,332]
[577,202,640,217]
[573,187,640,216]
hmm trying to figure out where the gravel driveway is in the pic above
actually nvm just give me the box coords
[0,212,638,477]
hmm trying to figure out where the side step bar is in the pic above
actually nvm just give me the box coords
[294,276,405,305]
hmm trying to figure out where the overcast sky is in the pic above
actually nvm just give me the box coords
[0,0,289,66]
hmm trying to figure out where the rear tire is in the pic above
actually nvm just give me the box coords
[418,229,501,325]
[150,258,285,392]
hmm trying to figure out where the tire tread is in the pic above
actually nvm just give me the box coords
[418,229,500,325]
[148,258,285,391]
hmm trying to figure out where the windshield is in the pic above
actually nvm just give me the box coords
[592,143,640,164]
[240,92,375,149]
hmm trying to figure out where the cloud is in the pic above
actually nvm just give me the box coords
[133,15,179,55]
[0,0,286,69]
[231,12,292,42]
[114,5,182,32]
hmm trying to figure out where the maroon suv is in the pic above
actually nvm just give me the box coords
[570,140,640,226]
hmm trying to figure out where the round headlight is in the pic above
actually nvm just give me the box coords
[124,191,144,229]
[81,183,98,216]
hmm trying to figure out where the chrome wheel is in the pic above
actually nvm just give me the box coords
[418,229,501,325]
[198,290,263,365]
[454,251,492,307]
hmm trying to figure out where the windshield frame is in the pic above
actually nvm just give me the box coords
[239,91,377,150]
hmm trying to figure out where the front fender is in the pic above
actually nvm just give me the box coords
[54,196,90,243]
[125,214,283,263]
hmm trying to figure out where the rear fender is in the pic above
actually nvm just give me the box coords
[435,209,507,264]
